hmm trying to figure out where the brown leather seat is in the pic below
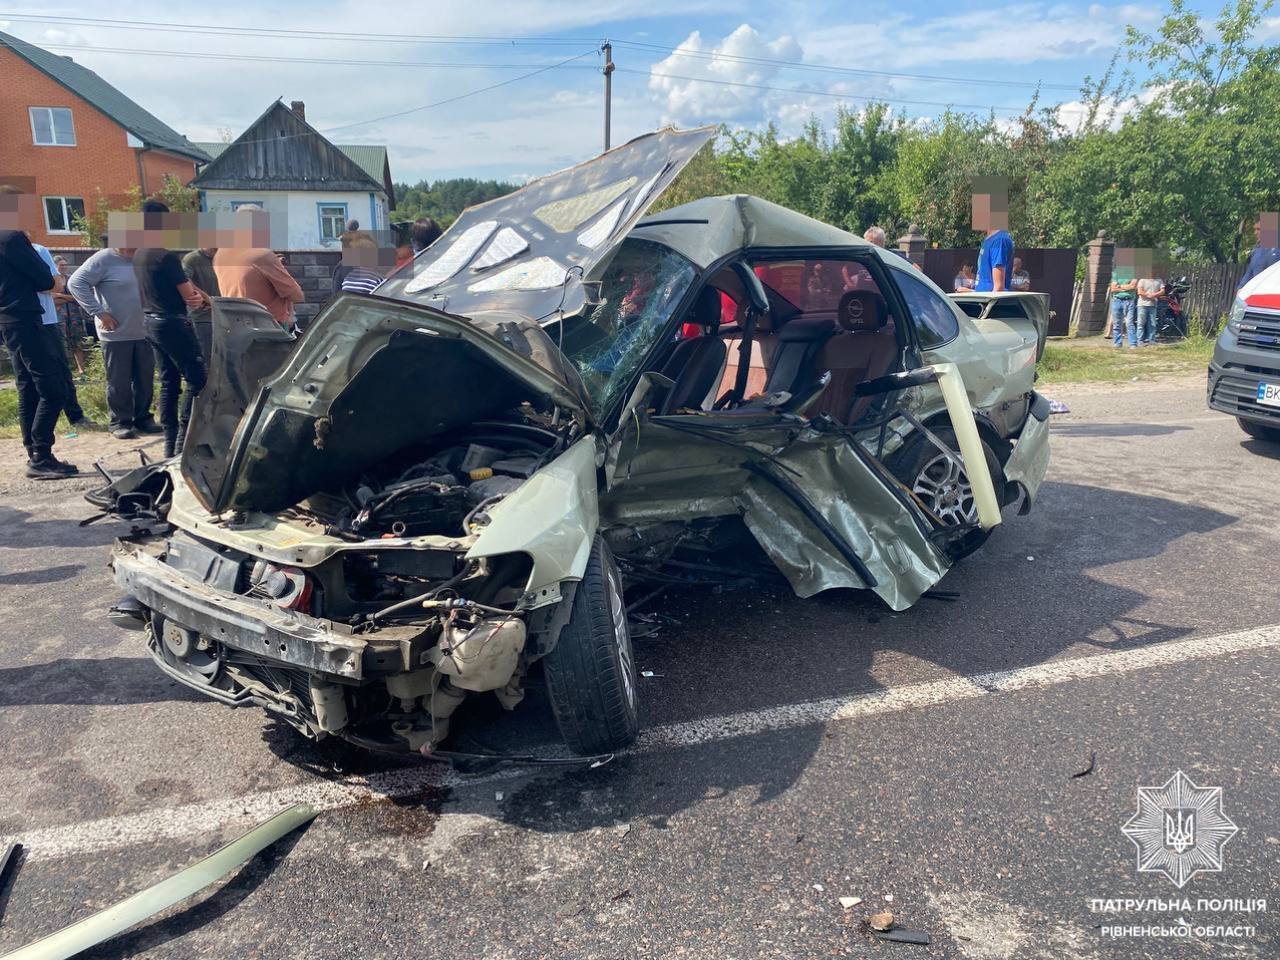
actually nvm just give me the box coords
[809,291,899,423]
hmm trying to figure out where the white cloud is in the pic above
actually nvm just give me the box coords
[797,3,1160,69]
[647,24,802,125]
[1054,85,1162,132]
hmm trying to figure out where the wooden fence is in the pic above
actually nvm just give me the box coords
[1168,262,1248,329]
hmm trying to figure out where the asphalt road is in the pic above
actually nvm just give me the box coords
[1,375,1278,959]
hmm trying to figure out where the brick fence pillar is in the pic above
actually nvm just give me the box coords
[1075,230,1114,337]
[897,224,927,268]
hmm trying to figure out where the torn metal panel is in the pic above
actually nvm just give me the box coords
[630,194,872,269]
[0,804,315,960]
[736,427,949,610]
[467,436,601,604]
[1002,397,1051,510]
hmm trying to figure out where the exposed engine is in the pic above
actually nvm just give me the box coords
[108,417,571,754]
[292,420,558,542]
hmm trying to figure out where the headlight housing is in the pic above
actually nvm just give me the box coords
[1226,296,1246,333]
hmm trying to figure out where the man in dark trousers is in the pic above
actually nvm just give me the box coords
[133,201,208,458]
[181,243,220,362]
[0,185,75,478]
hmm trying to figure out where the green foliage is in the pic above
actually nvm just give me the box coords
[393,177,520,227]
[654,0,1279,265]
[71,174,201,248]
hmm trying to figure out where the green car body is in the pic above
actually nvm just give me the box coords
[99,130,1050,756]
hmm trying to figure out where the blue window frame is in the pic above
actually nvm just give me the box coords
[318,202,348,243]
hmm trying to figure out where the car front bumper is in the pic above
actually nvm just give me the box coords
[1207,329,1280,429]
[111,540,368,680]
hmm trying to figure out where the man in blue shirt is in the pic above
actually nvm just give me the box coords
[975,228,1015,292]
[1238,213,1280,289]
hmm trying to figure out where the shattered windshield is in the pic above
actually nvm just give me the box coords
[556,239,697,417]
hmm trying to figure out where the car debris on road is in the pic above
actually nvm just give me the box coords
[0,804,315,960]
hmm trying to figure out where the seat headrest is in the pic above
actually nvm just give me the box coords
[691,285,722,334]
[837,290,887,332]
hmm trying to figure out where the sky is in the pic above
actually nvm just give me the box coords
[2,1,1272,186]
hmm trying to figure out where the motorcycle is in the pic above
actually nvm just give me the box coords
[1156,276,1191,339]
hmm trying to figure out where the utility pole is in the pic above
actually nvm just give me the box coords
[602,41,614,153]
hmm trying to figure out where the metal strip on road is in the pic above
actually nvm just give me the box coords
[7,623,1280,862]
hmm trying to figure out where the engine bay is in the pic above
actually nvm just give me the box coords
[290,418,563,542]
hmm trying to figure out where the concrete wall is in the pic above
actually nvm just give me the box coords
[0,46,200,248]
[50,247,342,327]
[202,189,389,250]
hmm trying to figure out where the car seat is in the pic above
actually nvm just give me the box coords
[655,285,728,414]
[808,290,899,423]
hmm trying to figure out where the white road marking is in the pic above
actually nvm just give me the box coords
[8,623,1280,862]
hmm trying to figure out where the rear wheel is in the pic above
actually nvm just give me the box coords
[542,537,639,755]
[1238,417,1280,443]
[889,425,1005,559]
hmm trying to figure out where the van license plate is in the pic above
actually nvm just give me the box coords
[1258,381,1280,408]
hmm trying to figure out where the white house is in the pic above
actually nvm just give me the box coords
[191,100,394,251]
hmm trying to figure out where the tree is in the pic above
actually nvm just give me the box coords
[72,174,201,247]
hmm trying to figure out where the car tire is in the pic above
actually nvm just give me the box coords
[889,425,1005,559]
[1237,417,1280,443]
[542,537,640,755]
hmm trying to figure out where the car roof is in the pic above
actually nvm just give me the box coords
[628,195,879,269]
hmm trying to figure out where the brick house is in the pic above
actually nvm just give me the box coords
[0,30,210,247]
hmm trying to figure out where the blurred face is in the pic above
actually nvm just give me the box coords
[0,191,39,231]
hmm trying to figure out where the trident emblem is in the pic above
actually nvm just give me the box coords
[1123,771,1237,887]
[1164,809,1195,853]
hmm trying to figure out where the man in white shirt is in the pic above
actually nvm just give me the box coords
[1135,276,1165,346]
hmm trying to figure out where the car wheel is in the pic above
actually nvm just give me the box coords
[889,425,1005,559]
[1237,417,1280,443]
[542,537,640,755]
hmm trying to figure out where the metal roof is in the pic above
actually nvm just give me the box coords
[189,102,388,195]
[0,30,210,162]
[195,141,391,197]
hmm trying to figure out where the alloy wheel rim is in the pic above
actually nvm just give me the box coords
[607,563,637,710]
[912,452,977,526]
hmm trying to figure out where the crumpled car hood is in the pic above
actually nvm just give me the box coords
[377,126,714,324]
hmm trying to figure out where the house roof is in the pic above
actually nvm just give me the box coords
[0,30,210,162]
[195,140,394,202]
[189,102,389,197]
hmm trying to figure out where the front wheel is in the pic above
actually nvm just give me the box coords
[542,537,640,755]
[889,425,1005,559]
[1238,417,1280,443]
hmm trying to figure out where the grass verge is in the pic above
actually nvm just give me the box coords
[1036,336,1214,385]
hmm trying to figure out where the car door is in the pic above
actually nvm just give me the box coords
[600,257,959,611]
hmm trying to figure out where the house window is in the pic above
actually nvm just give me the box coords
[29,107,76,146]
[43,196,86,233]
[318,203,348,242]
[229,200,259,211]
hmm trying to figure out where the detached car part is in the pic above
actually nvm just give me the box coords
[0,804,316,960]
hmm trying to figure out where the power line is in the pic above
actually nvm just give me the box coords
[31,40,602,72]
[0,13,593,45]
[612,38,1081,93]
[195,49,597,148]
[3,12,1082,95]
[324,49,598,132]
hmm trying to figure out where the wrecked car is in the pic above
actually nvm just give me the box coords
[94,128,1050,757]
